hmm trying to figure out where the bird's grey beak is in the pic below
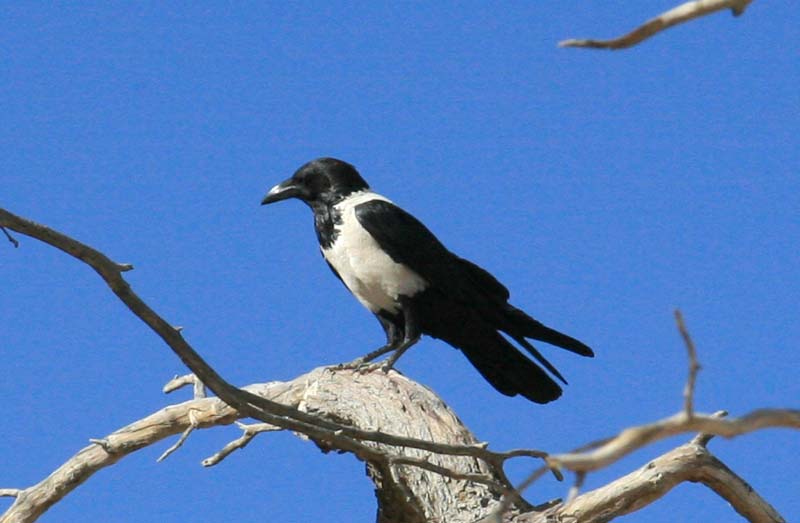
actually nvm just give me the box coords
[261,178,300,205]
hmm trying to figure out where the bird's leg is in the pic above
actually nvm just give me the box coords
[336,303,420,373]
[353,344,397,364]
[378,298,421,373]
[337,315,403,370]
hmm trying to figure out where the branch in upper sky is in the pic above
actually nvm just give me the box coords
[560,0,754,50]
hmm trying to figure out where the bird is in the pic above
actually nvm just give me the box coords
[261,157,593,404]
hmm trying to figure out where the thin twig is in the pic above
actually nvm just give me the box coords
[157,410,200,462]
[203,422,280,467]
[491,464,552,521]
[560,0,754,50]
[675,309,701,417]
[495,432,612,508]
[1,226,19,248]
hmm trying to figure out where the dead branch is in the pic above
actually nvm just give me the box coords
[560,0,754,50]
[484,412,786,523]
[533,411,785,523]
[156,409,201,462]
[4,363,789,523]
[1,206,793,523]
[0,368,513,523]
[675,309,701,417]
[531,440,785,523]
[546,408,800,474]
[0,209,549,473]
[489,313,796,518]
[202,422,281,467]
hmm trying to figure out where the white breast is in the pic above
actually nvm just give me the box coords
[322,191,427,314]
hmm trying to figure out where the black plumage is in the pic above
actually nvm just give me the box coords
[262,157,593,404]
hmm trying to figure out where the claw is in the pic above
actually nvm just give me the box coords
[336,358,377,373]
[334,357,396,375]
[378,360,396,373]
[358,362,385,374]
[336,357,365,369]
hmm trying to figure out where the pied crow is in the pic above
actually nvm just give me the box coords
[261,157,593,404]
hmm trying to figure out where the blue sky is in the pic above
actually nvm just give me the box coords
[2,2,798,521]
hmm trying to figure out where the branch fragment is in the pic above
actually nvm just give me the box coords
[0,490,21,498]
[157,410,200,462]
[163,373,207,398]
[559,0,754,50]
[203,422,280,467]
[675,309,701,417]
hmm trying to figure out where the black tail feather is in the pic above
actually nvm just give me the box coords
[458,331,563,404]
[414,288,589,404]
[512,335,568,385]
[505,306,594,357]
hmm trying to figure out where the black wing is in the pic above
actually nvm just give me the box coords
[354,199,508,304]
[355,198,593,397]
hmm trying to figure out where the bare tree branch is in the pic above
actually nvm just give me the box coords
[488,407,797,522]
[4,361,789,523]
[2,206,793,523]
[532,440,785,523]
[560,0,754,50]
[489,315,795,520]
[0,208,549,472]
[0,381,247,523]
[0,368,516,523]
[546,408,800,474]
[484,411,786,523]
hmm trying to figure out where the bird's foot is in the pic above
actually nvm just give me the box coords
[335,357,396,374]
[377,358,399,374]
[335,357,379,374]
[335,343,398,373]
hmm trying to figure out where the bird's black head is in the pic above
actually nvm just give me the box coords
[261,158,369,209]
